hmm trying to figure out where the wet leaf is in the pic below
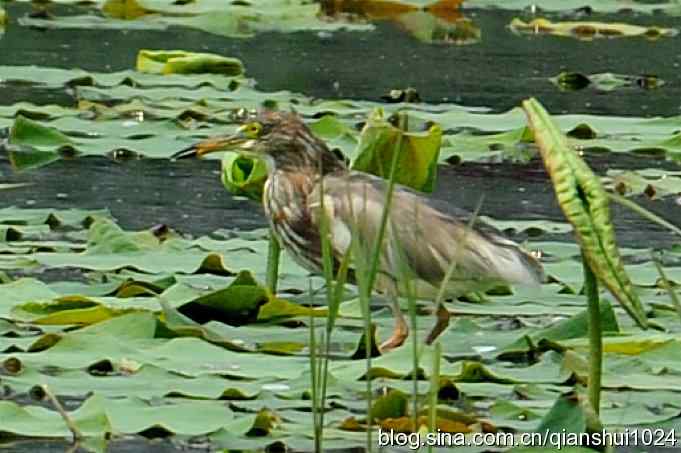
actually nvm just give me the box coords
[510,18,677,40]
[136,49,244,75]
[552,72,664,92]
[603,169,681,199]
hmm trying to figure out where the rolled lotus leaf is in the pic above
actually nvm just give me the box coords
[220,152,268,201]
[522,98,648,329]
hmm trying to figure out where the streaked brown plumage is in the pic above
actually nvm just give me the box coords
[173,111,544,351]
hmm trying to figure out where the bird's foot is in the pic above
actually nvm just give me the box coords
[379,323,409,354]
[425,304,451,345]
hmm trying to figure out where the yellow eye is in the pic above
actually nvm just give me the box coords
[243,122,262,139]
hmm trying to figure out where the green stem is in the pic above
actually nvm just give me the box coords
[608,192,681,238]
[309,299,321,452]
[366,112,405,293]
[408,293,418,433]
[427,342,441,453]
[651,254,681,323]
[266,231,281,294]
[41,385,83,442]
[582,253,602,415]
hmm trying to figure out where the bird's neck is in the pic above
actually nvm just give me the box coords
[265,133,347,176]
[272,153,345,175]
[266,154,345,205]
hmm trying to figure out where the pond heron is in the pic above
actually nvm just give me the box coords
[172,111,544,352]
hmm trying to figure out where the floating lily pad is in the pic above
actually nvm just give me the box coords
[510,18,677,40]
[136,50,244,76]
[552,72,664,92]
[603,169,681,199]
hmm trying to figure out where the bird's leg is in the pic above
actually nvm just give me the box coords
[425,302,450,345]
[379,290,409,353]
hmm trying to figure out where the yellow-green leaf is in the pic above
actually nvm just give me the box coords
[351,108,442,192]
[102,0,152,20]
[510,17,677,40]
[220,152,268,201]
[136,50,244,75]
[522,98,648,328]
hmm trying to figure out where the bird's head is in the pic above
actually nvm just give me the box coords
[172,111,345,173]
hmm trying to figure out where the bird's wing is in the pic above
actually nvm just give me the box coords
[307,171,544,295]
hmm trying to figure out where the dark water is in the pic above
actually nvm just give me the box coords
[1,4,681,115]
[2,151,680,249]
[2,3,681,452]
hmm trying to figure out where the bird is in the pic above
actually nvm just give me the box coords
[172,111,544,352]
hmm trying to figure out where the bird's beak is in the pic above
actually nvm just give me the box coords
[171,127,251,160]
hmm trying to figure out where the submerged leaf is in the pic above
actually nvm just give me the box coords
[551,72,664,92]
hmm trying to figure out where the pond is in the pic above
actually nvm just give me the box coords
[1,1,681,452]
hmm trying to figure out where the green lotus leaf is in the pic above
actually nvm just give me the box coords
[0,393,111,438]
[9,115,73,148]
[351,108,442,192]
[552,72,664,92]
[220,152,268,201]
[136,49,244,75]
